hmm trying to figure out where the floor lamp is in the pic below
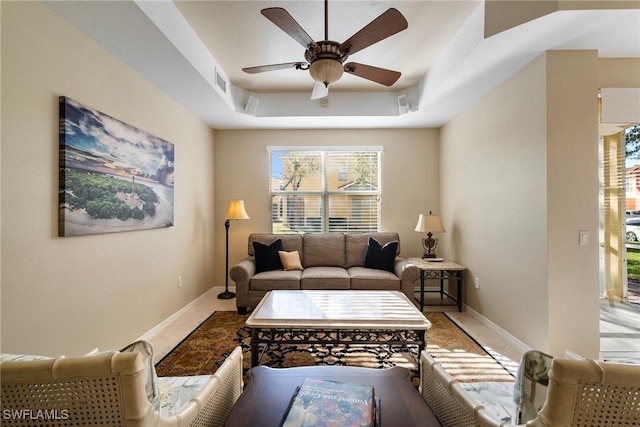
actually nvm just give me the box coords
[219,199,250,299]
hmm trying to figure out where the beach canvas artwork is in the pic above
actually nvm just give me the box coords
[59,96,175,236]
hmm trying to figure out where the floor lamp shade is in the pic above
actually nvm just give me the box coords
[219,200,250,300]
[226,200,250,220]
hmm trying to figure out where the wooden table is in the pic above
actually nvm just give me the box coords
[407,258,466,311]
[245,290,432,367]
[225,365,442,427]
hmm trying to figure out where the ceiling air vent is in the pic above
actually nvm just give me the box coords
[215,70,227,94]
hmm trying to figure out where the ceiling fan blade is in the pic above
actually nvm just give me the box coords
[262,7,316,49]
[344,62,401,86]
[340,8,408,56]
[242,62,306,74]
[311,81,329,100]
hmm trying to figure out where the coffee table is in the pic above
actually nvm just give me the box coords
[245,290,432,367]
[224,365,442,426]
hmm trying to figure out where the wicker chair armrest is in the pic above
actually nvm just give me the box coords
[1,348,244,427]
[182,346,244,427]
[421,350,521,427]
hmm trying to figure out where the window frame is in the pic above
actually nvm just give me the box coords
[268,146,382,234]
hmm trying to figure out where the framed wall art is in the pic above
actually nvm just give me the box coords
[59,96,174,236]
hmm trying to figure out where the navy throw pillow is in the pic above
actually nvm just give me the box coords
[363,237,398,273]
[253,239,284,273]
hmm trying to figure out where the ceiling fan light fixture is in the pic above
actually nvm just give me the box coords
[309,58,344,86]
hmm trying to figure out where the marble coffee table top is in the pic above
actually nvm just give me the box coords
[246,290,431,330]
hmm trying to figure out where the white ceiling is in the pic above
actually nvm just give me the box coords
[44,1,640,130]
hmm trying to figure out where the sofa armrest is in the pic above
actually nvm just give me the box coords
[394,258,419,283]
[229,257,256,312]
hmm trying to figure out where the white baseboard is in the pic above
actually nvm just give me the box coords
[454,304,531,357]
[137,287,218,342]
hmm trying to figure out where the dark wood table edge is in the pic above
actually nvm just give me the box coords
[224,365,442,427]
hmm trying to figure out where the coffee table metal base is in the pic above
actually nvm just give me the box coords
[250,327,426,367]
[246,290,432,368]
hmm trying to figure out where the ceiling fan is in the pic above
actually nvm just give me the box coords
[242,0,408,100]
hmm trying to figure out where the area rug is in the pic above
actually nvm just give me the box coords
[155,311,515,384]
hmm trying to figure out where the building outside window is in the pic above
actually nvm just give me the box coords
[269,148,381,233]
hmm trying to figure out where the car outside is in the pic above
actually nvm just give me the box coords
[627,217,640,241]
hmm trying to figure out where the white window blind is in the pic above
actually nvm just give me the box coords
[269,148,381,233]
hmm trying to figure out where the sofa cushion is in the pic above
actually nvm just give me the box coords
[349,266,401,290]
[346,233,401,268]
[363,237,398,272]
[301,267,350,289]
[250,269,302,291]
[253,239,284,273]
[303,234,345,268]
[248,234,303,256]
[279,251,303,271]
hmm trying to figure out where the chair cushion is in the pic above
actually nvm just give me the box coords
[461,381,515,424]
[363,238,398,272]
[120,340,160,409]
[157,375,212,417]
[253,239,284,273]
[0,353,53,362]
[513,349,553,424]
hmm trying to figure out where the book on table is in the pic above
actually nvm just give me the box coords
[280,378,379,427]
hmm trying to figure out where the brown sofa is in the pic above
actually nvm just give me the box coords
[230,232,420,314]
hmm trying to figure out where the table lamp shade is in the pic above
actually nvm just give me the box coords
[415,213,445,233]
[226,200,250,220]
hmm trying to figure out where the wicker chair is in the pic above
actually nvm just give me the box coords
[420,351,640,426]
[0,346,243,426]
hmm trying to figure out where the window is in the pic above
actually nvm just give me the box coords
[269,148,381,233]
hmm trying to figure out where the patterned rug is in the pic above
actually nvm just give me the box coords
[155,311,515,384]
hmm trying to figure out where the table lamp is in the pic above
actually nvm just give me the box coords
[415,212,445,259]
[219,199,250,299]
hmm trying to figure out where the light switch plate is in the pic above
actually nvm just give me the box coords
[579,230,589,246]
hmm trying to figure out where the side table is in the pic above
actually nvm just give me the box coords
[407,258,466,312]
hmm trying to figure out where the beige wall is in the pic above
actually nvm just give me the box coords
[1,2,216,355]
[546,51,600,358]
[440,51,601,358]
[214,129,439,288]
[440,54,550,352]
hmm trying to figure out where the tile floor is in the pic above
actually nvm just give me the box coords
[599,298,640,359]
[148,287,640,366]
[148,287,524,366]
